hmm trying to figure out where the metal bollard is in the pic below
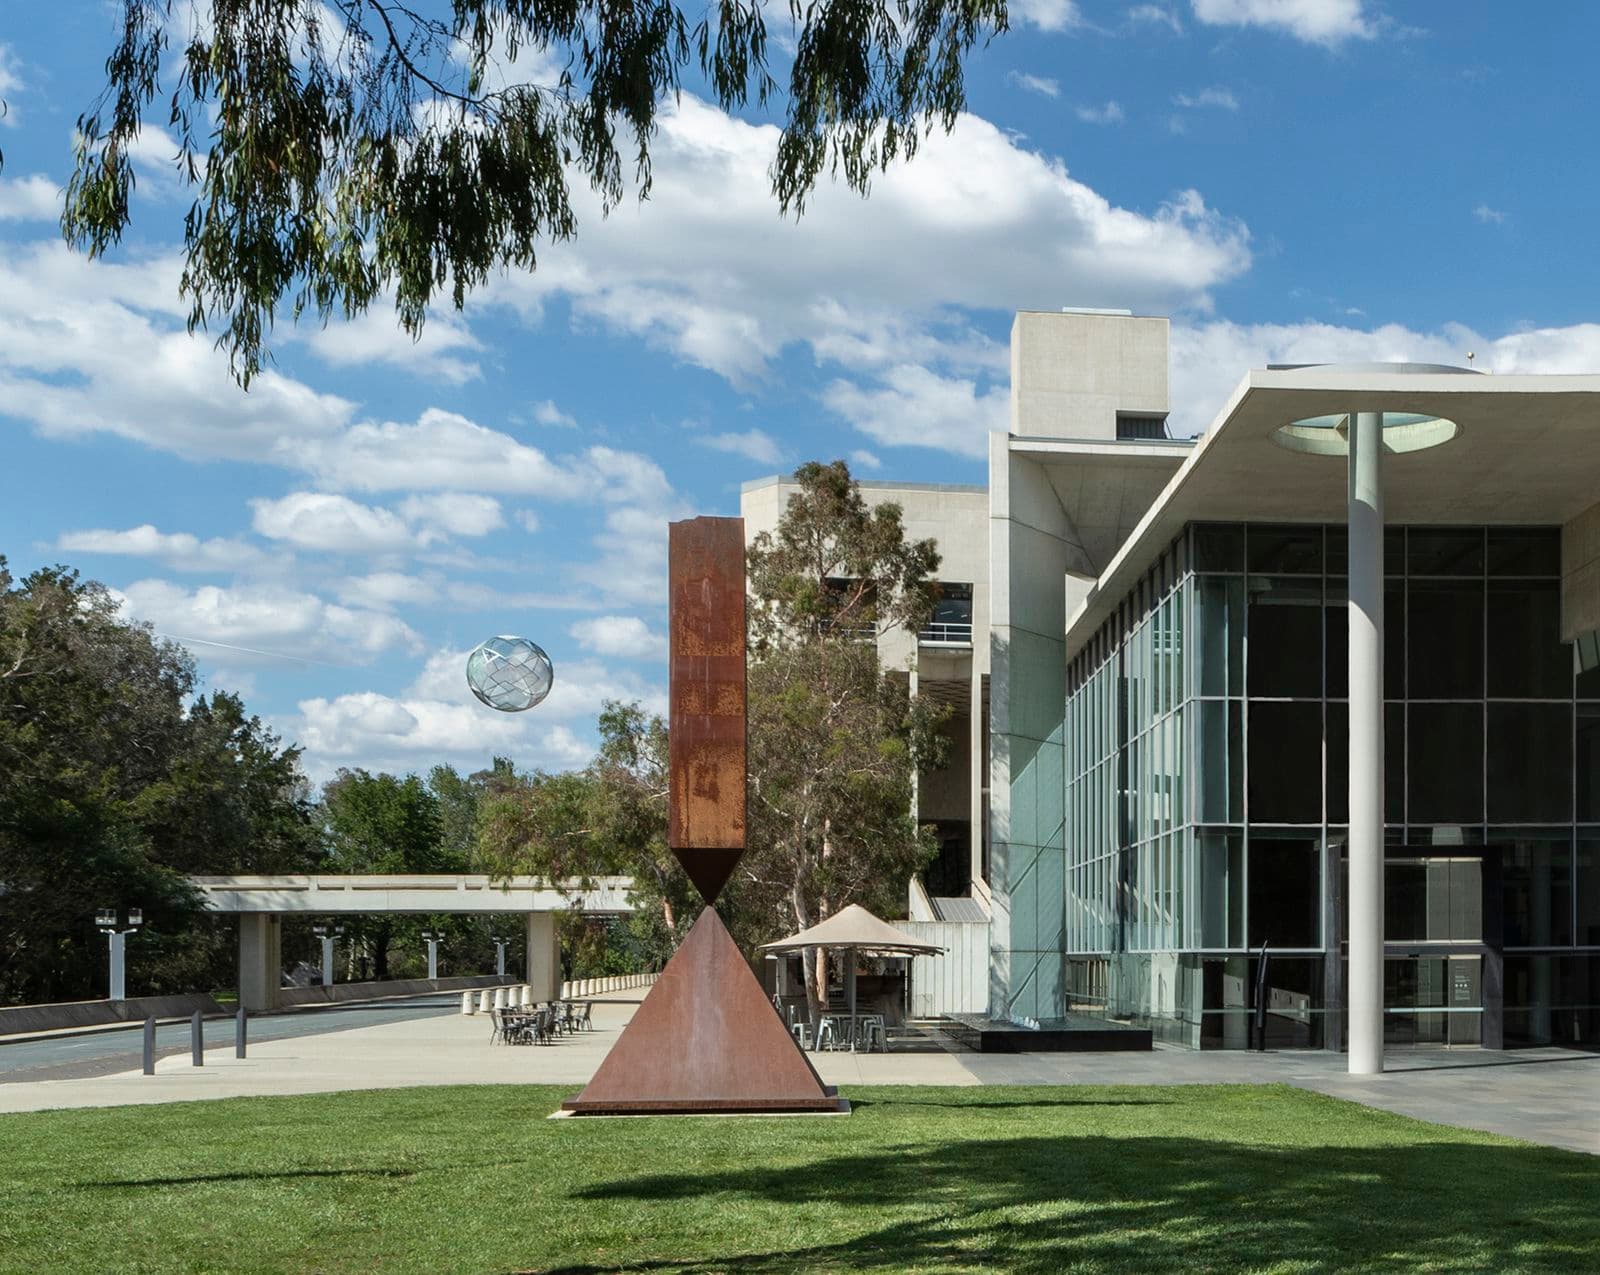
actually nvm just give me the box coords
[236,1007,247,1058]
[142,1015,156,1075]
[192,1009,204,1067]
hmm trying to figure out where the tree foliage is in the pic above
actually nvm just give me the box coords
[60,0,1007,384]
[0,557,319,1005]
[740,460,946,1023]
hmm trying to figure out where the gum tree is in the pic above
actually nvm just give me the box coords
[60,0,1008,384]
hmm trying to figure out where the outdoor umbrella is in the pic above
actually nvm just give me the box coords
[761,904,945,1048]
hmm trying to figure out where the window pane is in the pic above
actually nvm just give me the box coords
[1247,524,1323,574]
[1408,702,1483,824]
[1408,580,1484,698]
[1197,700,1243,822]
[1195,576,1244,697]
[1247,832,1320,948]
[1579,706,1600,822]
[1197,830,1245,947]
[1248,577,1322,698]
[1386,528,1406,577]
[1387,703,1405,824]
[1385,583,1405,699]
[1499,830,1573,947]
[1193,523,1243,572]
[1408,527,1484,576]
[1248,701,1323,824]
[1487,703,1573,823]
[1487,581,1568,698]
[1486,528,1561,577]
[1325,582,1347,698]
[1578,834,1600,947]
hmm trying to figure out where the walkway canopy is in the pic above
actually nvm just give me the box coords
[761,904,945,957]
[762,905,944,1038]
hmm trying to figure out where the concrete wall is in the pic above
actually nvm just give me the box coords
[903,920,991,1017]
[278,975,514,1008]
[1562,498,1600,641]
[0,992,224,1037]
[1010,310,1169,440]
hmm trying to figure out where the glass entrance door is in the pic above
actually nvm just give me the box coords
[1385,954,1482,1046]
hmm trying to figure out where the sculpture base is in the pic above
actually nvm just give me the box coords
[562,908,841,1116]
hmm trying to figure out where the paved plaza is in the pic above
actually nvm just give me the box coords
[1,993,1594,1155]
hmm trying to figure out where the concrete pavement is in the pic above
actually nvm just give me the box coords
[0,995,1592,1155]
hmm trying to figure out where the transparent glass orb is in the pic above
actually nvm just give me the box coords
[465,636,554,712]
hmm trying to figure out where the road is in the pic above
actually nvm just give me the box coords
[0,994,465,1084]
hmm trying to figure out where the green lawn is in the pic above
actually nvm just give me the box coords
[1,1084,1594,1273]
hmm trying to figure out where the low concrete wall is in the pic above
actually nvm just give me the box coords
[0,992,225,1037]
[277,974,515,1008]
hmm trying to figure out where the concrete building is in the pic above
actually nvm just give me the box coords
[745,308,1600,1058]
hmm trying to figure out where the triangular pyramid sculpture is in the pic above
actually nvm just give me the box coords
[562,908,843,1113]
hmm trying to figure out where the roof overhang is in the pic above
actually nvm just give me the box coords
[191,874,636,915]
[1065,368,1600,659]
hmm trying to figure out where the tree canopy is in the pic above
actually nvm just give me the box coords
[60,0,1008,384]
[0,557,319,1004]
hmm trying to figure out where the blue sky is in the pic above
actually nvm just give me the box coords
[4,1,1600,784]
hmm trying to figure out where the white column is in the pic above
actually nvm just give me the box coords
[321,936,336,987]
[108,931,127,1002]
[526,913,560,1001]
[495,942,507,978]
[426,938,439,981]
[239,914,281,1012]
[1348,410,1385,1075]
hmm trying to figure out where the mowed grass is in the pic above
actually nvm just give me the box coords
[1,1084,1595,1273]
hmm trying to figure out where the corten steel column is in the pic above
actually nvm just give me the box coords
[1347,411,1385,1075]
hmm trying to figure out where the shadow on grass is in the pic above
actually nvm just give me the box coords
[548,1133,1599,1273]
[83,1167,422,1188]
[846,1096,1176,1112]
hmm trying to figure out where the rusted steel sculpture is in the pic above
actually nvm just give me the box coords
[564,516,844,1115]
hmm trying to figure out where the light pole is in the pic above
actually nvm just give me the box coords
[421,930,443,981]
[311,922,345,987]
[491,935,508,978]
[95,907,143,1001]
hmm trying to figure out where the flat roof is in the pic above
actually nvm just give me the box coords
[1063,367,1600,658]
[741,474,987,496]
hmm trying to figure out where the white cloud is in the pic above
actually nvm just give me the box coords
[397,492,504,537]
[1009,0,1081,31]
[1128,4,1184,32]
[486,95,1251,399]
[1473,204,1507,225]
[114,579,421,665]
[300,305,482,384]
[297,408,572,495]
[696,428,784,466]
[569,615,668,662]
[531,399,577,428]
[0,45,25,126]
[0,175,58,220]
[1075,101,1126,125]
[1190,0,1373,45]
[1173,87,1240,110]
[1168,317,1600,436]
[822,365,1008,459]
[56,524,268,572]
[1009,72,1061,99]
[0,242,356,465]
[849,449,883,472]
[336,570,440,611]
[251,491,418,553]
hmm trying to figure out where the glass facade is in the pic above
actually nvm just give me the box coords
[1047,522,1600,1049]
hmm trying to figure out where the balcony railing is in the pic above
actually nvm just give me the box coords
[918,620,974,646]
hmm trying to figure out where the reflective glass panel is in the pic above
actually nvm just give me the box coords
[1247,577,1322,698]
[1408,702,1484,824]
[1408,580,1484,698]
[1578,705,1600,822]
[1487,703,1572,823]
[1248,525,1323,575]
[1486,528,1561,577]
[1248,701,1323,824]
[1487,581,1568,699]
[1193,523,1244,572]
[1408,528,1485,576]
[1247,831,1320,948]
[1499,830,1573,947]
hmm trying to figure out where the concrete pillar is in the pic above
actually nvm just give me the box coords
[321,936,336,987]
[461,991,475,1015]
[239,914,282,1013]
[526,913,560,1001]
[425,938,439,981]
[1348,410,1385,1075]
[477,988,492,1013]
[108,931,127,1002]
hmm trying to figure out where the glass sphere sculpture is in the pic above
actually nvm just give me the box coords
[465,636,553,712]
